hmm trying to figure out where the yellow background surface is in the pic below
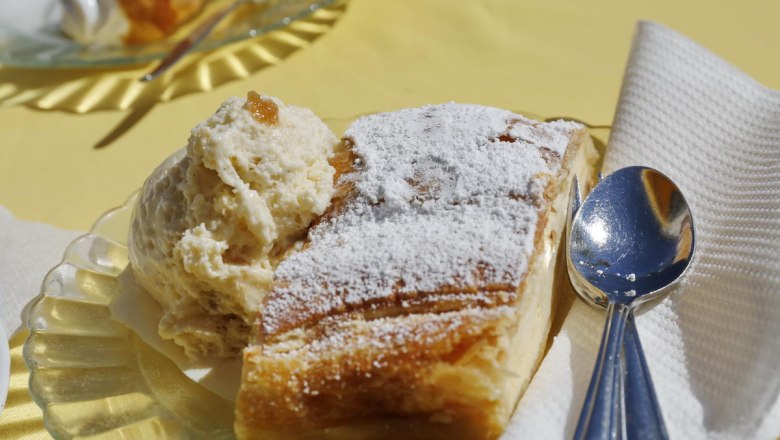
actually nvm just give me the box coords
[1,0,779,437]
[2,0,780,231]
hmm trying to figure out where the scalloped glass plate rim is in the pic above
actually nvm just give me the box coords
[0,0,335,68]
[21,190,235,439]
[21,191,140,438]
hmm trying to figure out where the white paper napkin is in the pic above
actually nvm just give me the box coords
[0,205,82,339]
[506,21,780,440]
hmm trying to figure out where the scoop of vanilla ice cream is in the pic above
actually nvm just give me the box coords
[128,94,338,360]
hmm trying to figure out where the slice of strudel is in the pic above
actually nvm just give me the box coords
[236,103,598,439]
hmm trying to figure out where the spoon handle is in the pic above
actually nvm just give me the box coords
[623,312,669,440]
[574,302,630,440]
[140,0,245,82]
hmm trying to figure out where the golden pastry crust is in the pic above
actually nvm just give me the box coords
[236,104,597,439]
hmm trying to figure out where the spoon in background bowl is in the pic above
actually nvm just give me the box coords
[140,0,271,82]
[566,167,695,440]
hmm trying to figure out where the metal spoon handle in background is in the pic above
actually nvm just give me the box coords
[140,0,247,82]
[624,313,669,440]
[574,302,630,440]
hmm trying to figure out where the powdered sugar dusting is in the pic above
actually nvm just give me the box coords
[264,103,582,335]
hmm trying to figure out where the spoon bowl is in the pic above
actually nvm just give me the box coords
[568,167,695,308]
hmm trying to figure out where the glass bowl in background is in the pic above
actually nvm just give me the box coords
[0,0,335,68]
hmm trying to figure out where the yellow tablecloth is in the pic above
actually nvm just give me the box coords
[1,0,779,438]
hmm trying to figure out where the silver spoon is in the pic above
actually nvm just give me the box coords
[568,175,671,440]
[566,166,695,440]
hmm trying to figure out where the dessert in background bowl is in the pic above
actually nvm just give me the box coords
[61,0,208,45]
[0,0,336,68]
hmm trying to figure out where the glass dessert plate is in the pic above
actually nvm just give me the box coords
[0,0,334,68]
[23,192,235,439]
[19,126,609,440]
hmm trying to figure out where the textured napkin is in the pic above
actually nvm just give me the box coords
[506,21,780,440]
[0,205,82,339]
